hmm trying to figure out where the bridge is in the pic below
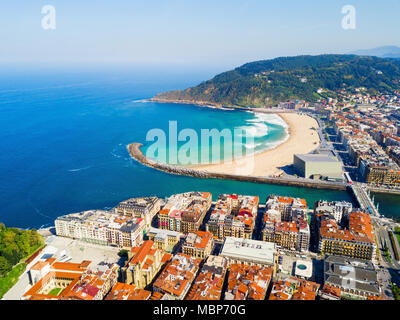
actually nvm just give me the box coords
[349,182,380,217]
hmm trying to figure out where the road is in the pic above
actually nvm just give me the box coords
[350,182,380,217]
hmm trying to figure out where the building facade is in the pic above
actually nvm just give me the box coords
[152,253,201,300]
[206,194,259,241]
[121,240,172,289]
[261,195,310,252]
[55,210,145,248]
[182,231,214,259]
[158,192,212,233]
[147,227,180,252]
[114,197,162,230]
[220,237,278,276]
[315,210,375,260]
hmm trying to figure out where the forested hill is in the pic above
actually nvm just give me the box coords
[153,54,400,108]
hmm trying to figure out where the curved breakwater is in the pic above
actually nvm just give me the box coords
[127,143,347,191]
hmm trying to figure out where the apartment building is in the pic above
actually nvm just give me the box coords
[152,253,201,300]
[224,263,273,300]
[114,196,162,230]
[182,231,214,259]
[315,210,375,260]
[206,194,259,241]
[361,160,400,186]
[185,255,228,300]
[55,210,145,248]
[261,195,310,252]
[158,192,212,233]
[121,240,172,288]
[333,112,400,187]
[147,227,180,252]
[105,282,151,300]
[269,277,320,300]
[314,200,353,224]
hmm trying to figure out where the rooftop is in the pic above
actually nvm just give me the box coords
[220,237,276,265]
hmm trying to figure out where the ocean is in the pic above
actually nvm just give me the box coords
[0,67,399,229]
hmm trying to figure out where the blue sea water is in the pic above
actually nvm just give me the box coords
[0,67,398,229]
[140,105,289,165]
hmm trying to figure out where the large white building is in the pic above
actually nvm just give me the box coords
[55,210,145,248]
[219,237,278,274]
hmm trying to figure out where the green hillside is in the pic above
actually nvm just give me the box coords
[153,54,400,108]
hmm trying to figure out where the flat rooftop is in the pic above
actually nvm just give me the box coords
[220,237,276,265]
[324,255,379,295]
[294,259,313,279]
[295,153,340,163]
[148,227,181,239]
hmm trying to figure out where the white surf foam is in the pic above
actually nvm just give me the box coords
[68,166,91,172]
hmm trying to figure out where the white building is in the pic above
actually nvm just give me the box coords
[219,237,278,273]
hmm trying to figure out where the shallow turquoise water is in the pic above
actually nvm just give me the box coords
[0,68,398,229]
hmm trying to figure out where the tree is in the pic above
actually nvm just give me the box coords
[118,249,129,258]
[0,224,43,270]
[0,256,10,276]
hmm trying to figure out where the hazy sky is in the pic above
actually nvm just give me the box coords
[1,0,399,70]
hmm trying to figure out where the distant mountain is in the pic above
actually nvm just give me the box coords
[152,54,400,108]
[351,46,400,59]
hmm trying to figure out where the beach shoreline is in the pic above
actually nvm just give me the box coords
[189,112,320,177]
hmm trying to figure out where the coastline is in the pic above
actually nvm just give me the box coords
[149,97,298,114]
[126,143,346,191]
[189,112,320,177]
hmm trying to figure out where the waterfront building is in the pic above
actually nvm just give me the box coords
[293,153,343,181]
[315,210,375,260]
[224,263,273,300]
[105,282,151,300]
[314,200,353,224]
[114,196,162,230]
[55,210,145,248]
[323,255,381,299]
[158,192,212,233]
[219,237,278,275]
[147,227,180,252]
[387,145,400,167]
[206,194,259,241]
[261,195,310,252]
[269,277,320,300]
[360,159,400,186]
[185,255,228,300]
[152,253,201,300]
[121,240,172,288]
[182,231,214,259]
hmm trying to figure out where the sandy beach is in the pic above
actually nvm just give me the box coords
[190,112,320,177]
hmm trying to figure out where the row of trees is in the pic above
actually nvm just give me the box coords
[392,283,400,300]
[0,223,43,276]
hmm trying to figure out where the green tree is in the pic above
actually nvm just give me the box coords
[118,249,129,258]
[0,256,10,276]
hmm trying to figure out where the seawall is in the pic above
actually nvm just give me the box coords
[127,143,347,191]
